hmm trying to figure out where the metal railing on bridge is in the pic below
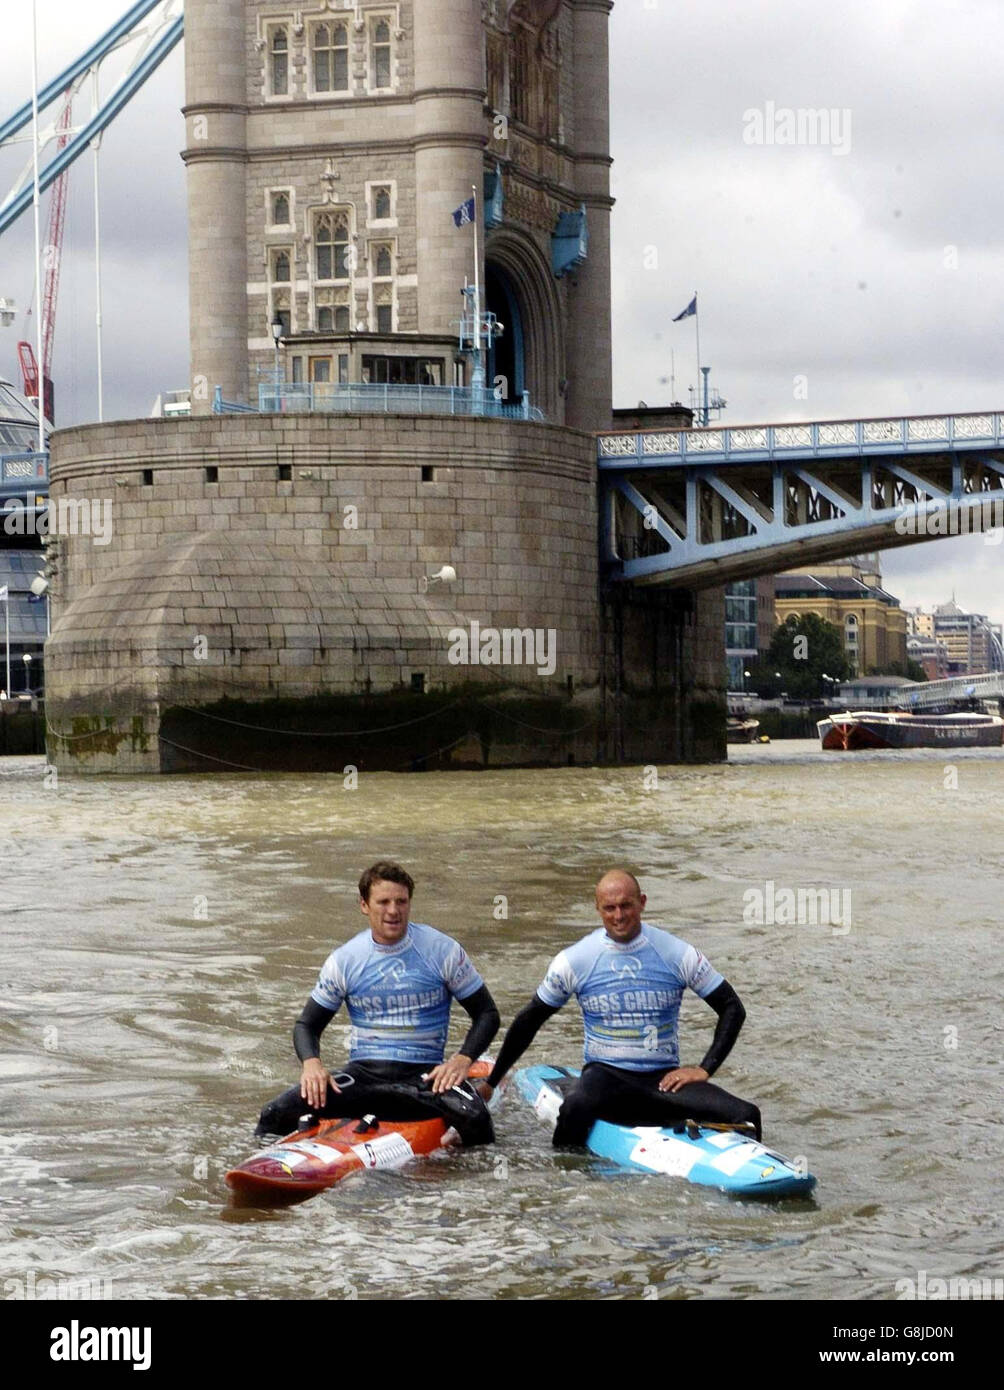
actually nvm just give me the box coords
[1,451,48,489]
[902,671,1004,710]
[210,381,544,422]
[598,410,1004,469]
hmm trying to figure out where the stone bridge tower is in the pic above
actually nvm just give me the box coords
[44,0,726,774]
[182,0,613,430]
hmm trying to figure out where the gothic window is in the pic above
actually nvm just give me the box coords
[313,22,349,92]
[271,191,291,225]
[371,19,392,89]
[510,26,533,126]
[375,288,393,334]
[373,244,393,277]
[486,33,506,114]
[315,211,351,281]
[271,249,291,282]
[317,304,350,332]
[372,185,391,220]
[270,27,289,97]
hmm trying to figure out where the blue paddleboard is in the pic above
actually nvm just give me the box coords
[514,1064,816,1198]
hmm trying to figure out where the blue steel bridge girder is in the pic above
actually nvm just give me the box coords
[598,410,1004,588]
[0,2,183,240]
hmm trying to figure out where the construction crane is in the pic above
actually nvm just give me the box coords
[0,0,184,426]
[17,95,72,425]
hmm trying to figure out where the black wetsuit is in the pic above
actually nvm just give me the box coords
[487,981,761,1146]
[256,985,499,1146]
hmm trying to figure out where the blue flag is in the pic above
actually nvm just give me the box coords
[673,295,697,321]
[452,197,476,227]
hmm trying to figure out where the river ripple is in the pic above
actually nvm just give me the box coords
[1,742,1001,1300]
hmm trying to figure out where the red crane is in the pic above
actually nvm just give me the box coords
[18,93,73,428]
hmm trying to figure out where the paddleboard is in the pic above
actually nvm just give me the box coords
[226,1060,495,1207]
[514,1064,816,1198]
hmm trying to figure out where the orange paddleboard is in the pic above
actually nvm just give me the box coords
[226,1061,493,1207]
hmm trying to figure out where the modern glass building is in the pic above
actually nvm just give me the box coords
[725,580,759,692]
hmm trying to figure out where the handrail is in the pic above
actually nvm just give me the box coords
[598,410,1004,466]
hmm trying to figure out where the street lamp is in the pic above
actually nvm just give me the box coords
[270,313,284,406]
[23,652,32,695]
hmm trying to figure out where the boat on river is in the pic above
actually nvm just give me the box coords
[818,709,1004,751]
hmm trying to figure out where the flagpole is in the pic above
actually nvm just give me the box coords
[693,291,701,422]
[471,182,482,393]
[3,593,10,698]
[31,0,45,453]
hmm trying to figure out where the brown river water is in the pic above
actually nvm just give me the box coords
[1,742,1001,1301]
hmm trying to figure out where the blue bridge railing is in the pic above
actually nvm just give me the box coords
[0,451,48,488]
[213,382,544,421]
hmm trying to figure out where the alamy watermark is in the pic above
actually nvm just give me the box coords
[3,496,113,545]
[894,498,1004,543]
[447,621,557,677]
[742,101,852,156]
[742,879,851,935]
[895,1269,1002,1300]
[4,1269,114,1300]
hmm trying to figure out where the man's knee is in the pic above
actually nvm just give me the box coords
[552,1089,594,1148]
[739,1101,762,1142]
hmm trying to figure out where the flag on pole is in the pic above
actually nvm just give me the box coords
[0,586,8,601]
[673,295,697,321]
[452,197,476,227]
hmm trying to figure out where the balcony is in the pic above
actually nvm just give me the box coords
[212,382,544,422]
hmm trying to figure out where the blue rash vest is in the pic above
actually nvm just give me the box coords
[536,923,724,1071]
[309,921,484,1064]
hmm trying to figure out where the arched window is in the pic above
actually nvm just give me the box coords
[510,27,533,125]
[272,250,291,282]
[314,22,349,92]
[315,212,350,280]
[374,245,392,277]
[271,192,290,225]
[373,186,391,220]
[271,27,289,97]
[372,19,392,89]
[375,286,393,333]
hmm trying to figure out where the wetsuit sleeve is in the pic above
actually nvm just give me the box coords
[697,980,746,1077]
[486,994,560,1088]
[293,997,337,1063]
[454,984,500,1060]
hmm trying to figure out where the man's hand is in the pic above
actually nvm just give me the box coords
[423,1053,471,1094]
[474,1080,494,1102]
[658,1065,709,1093]
[300,1057,336,1110]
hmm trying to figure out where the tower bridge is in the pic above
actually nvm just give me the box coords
[2,1,997,771]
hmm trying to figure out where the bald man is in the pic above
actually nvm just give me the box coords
[481,870,761,1147]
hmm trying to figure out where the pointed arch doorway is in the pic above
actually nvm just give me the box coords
[484,229,562,421]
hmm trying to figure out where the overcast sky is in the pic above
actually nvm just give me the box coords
[1,0,1001,620]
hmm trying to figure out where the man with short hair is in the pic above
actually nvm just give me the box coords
[256,861,499,1144]
[480,869,760,1146]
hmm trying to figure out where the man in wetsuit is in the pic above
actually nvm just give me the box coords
[479,869,761,1145]
[256,861,499,1145]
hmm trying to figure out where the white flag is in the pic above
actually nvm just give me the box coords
[0,586,8,601]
